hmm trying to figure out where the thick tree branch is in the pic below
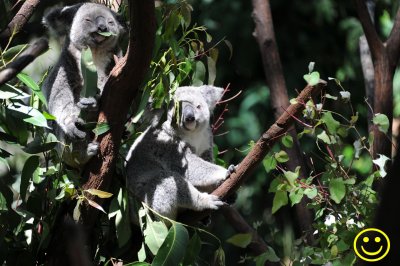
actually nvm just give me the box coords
[179,81,327,224]
[80,0,156,227]
[354,0,384,60]
[0,38,48,86]
[0,0,41,47]
[252,0,313,241]
[386,7,400,67]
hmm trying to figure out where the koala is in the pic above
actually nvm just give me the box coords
[126,85,235,220]
[42,3,125,168]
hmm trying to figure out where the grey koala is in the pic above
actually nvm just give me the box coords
[42,3,125,168]
[126,85,235,219]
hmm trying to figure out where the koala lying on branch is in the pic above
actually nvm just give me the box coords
[126,85,235,220]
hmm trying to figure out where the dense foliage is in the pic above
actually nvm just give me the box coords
[0,0,398,265]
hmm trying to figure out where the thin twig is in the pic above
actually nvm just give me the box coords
[0,38,48,86]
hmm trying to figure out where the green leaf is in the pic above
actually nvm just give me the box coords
[42,111,56,120]
[263,155,277,173]
[321,112,340,134]
[0,192,7,211]
[274,150,289,163]
[226,233,252,248]
[96,31,116,36]
[17,73,47,107]
[289,189,304,206]
[207,48,218,85]
[115,189,131,247]
[317,130,336,144]
[283,170,298,187]
[0,84,30,99]
[329,178,346,204]
[24,133,58,154]
[93,122,110,136]
[20,155,40,201]
[1,44,27,62]
[281,135,293,148]
[144,220,169,255]
[85,189,113,198]
[272,191,288,214]
[372,154,390,178]
[192,61,206,86]
[152,223,189,266]
[182,232,201,265]
[213,246,225,266]
[7,102,49,128]
[255,247,281,265]
[372,113,389,134]
[304,187,318,199]
[303,71,320,86]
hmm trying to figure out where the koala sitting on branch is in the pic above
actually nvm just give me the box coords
[126,85,235,220]
[42,3,125,168]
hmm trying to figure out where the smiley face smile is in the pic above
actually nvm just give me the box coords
[361,245,382,256]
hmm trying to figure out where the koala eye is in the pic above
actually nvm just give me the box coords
[108,20,115,25]
[196,105,201,109]
[85,18,92,22]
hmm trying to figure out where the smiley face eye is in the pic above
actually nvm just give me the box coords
[363,237,369,243]
[375,237,381,243]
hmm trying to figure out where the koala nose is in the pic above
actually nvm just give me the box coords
[98,24,107,32]
[183,105,195,122]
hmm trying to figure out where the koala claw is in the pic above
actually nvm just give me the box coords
[199,193,225,210]
[77,97,98,110]
[226,164,237,178]
[87,141,99,156]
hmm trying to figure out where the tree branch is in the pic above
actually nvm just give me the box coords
[179,81,327,224]
[80,0,156,227]
[386,6,400,68]
[251,0,314,241]
[0,0,41,47]
[0,38,48,86]
[354,0,384,60]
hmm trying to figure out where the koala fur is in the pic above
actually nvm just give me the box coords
[42,3,125,168]
[126,85,234,219]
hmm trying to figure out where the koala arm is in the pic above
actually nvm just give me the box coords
[184,151,229,188]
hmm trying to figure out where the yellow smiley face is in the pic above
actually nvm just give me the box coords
[353,228,390,262]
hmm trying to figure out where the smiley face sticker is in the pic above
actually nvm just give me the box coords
[353,228,390,262]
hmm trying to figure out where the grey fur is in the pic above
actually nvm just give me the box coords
[42,3,125,168]
[126,85,233,219]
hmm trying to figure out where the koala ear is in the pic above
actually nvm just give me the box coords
[43,4,83,37]
[199,85,224,111]
[115,13,127,33]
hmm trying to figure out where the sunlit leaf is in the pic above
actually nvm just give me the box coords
[372,154,390,178]
[329,178,346,204]
[226,233,252,248]
[272,191,288,214]
[17,73,47,107]
[372,113,389,134]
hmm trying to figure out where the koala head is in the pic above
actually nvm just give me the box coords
[172,85,224,132]
[44,3,125,50]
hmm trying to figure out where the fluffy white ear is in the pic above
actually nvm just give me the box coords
[199,85,224,111]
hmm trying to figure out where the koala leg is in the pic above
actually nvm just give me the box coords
[86,141,99,158]
[63,116,86,139]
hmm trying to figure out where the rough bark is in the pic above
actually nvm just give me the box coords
[251,0,314,241]
[79,0,156,227]
[0,0,41,47]
[0,38,48,86]
[179,81,327,224]
[354,0,400,158]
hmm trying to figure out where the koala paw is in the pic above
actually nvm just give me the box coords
[77,97,98,111]
[226,164,237,178]
[65,118,86,139]
[87,141,99,157]
[198,193,225,210]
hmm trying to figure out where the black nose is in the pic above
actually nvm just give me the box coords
[183,106,195,122]
[98,24,107,32]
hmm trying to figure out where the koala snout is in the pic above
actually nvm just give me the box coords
[182,105,196,130]
[96,17,108,32]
